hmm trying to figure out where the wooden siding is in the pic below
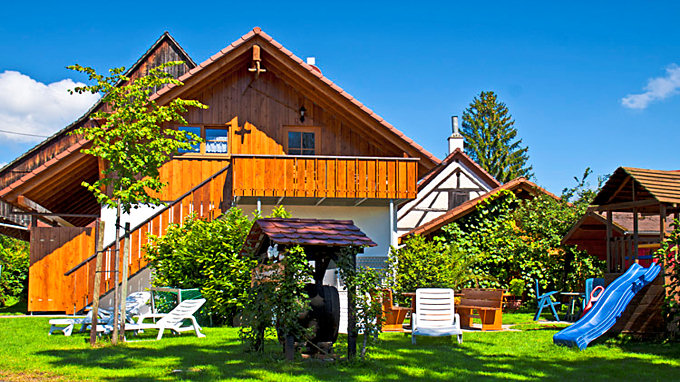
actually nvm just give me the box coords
[231,155,418,200]
[151,158,231,201]
[606,272,666,336]
[28,225,95,312]
[63,164,230,313]
[182,65,422,171]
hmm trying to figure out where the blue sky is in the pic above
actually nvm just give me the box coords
[1,1,679,194]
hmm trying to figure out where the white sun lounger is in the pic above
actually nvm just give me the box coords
[135,298,206,340]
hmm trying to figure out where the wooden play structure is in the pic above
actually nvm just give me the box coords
[588,167,680,335]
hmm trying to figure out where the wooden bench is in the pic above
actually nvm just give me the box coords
[381,289,411,332]
[457,288,504,331]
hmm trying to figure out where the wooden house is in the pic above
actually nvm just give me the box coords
[397,116,500,237]
[0,28,439,313]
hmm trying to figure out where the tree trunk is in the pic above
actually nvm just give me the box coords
[89,220,105,346]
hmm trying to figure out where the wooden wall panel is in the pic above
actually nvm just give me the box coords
[28,225,94,313]
[150,159,230,201]
[182,66,406,162]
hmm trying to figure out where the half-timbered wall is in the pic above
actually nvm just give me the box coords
[397,159,495,236]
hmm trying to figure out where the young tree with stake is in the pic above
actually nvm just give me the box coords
[68,62,207,343]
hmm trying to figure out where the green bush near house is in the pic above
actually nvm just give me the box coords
[0,235,29,306]
[145,206,290,326]
[392,171,606,301]
[388,234,486,303]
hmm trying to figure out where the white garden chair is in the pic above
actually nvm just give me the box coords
[135,298,206,340]
[78,291,152,332]
[411,288,463,344]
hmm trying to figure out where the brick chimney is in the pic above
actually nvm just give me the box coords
[448,116,464,154]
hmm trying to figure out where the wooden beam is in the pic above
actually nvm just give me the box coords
[606,211,612,272]
[17,195,75,227]
[593,199,659,212]
[606,177,631,204]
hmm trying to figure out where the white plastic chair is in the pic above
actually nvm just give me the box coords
[135,298,206,340]
[411,288,463,344]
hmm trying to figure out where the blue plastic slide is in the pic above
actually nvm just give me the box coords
[553,262,661,350]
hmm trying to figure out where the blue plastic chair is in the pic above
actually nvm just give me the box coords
[533,280,561,321]
[582,278,605,310]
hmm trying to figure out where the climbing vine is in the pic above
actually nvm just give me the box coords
[655,219,680,337]
[239,245,312,354]
[336,248,384,360]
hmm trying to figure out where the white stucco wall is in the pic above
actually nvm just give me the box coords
[100,205,166,247]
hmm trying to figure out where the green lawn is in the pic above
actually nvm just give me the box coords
[0,313,678,381]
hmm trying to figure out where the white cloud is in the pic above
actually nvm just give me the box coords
[621,64,680,110]
[0,71,100,142]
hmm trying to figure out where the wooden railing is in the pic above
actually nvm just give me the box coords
[608,236,661,273]
[231,155,418,200]
[65,164,230,313]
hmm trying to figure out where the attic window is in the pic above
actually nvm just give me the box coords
[205,128,228,153]
[285,127,318,155]
[448,191,469,210]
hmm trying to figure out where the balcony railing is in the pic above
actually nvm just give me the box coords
[230,154,418,200]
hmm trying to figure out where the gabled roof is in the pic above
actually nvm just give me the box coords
[152,27,440,170]
[592,167,680,208]
[417,148,500,190]
[561,211,670,246]
[0,32,196,184]
[240,218,377,257]
[400,177,559,241]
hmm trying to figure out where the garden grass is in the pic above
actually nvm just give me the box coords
[0,314,679,381]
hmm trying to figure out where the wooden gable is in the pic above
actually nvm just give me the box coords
[154,28,440,177]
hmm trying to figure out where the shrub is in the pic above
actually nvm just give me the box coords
[387,234,485,302]
[146,207,290,325]
[440,187,605,296]
[0,236,29,306]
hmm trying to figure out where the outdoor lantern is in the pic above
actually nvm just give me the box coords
[299,106,306,122]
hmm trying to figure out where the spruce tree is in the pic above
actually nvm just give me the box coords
[461,91,533,183]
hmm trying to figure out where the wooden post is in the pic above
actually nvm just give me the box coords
[112,203,121,344]
[633,208,639,265]
[347,250,357,360]
[606,211,613,272]
[284,334,295,361]
[89,220,105,346]
[660,204,667,243]
[118,222,130,342]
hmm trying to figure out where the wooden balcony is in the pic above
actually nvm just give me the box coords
[230,155,418,202]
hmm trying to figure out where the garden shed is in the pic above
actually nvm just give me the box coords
[240,217,377,359]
